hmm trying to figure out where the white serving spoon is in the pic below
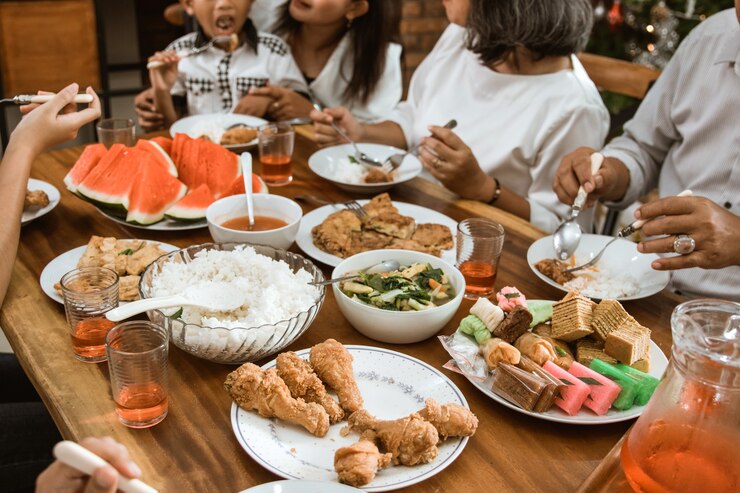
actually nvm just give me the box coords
[105,283,245,322]
[241,152,255,230]
[53,441,159,493]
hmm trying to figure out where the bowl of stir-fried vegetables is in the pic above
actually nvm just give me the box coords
[332,250,465,343]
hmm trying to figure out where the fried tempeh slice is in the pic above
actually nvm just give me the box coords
[411,223,453,251]
[311,210,362,258]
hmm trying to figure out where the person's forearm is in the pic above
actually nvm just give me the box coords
[0,143,35,304]
[153,89,178,127]
[601,156,632,202]
[359,121,407,149]
[477,175,531,220]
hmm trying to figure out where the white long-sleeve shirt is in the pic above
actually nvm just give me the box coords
[387,24,609,233]
[602,10,740,300]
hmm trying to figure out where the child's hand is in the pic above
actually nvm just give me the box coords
[134,88,164,132]
[10,83,101,156]
[233,95,271,118]
[249,84,313,120]
[148,51,180,92]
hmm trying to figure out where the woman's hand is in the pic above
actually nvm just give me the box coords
[636,196,740,271]
[10,84,101,156]
[147,51,180,92]
[35,437,142,493]
[248,84,313,120]
[134,88,164,132]
[418,125,491,201]
[310,107,363,147]
[553,147,630,208]
[233,95,271,117]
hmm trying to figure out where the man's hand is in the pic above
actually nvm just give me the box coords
[554,147,630,208]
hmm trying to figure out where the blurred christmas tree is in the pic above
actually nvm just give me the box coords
[587,0,733,120]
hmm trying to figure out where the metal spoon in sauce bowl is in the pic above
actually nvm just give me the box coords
[310,260,401,286]
[241,152,255,231]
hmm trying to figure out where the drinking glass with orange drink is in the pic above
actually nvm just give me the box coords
[258,122,295,186]
[620,299,740,493]
[106,321,169,429]
[60,267,119,363]
[456,218,505,299]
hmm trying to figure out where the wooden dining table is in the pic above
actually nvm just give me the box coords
[1,132,683,493]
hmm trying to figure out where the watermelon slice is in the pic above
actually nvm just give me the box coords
[175,136,241,198]
[135,139,178,177]
[126,155,187,225]
[77,145,141,210]
[568,362,621,416]
[222,173,266,196]
[544,361,590,416]
[64,143,108,193]
[150,136,172,155]
[164,183,214,221]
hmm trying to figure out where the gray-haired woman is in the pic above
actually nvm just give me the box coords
[313,0,609,233]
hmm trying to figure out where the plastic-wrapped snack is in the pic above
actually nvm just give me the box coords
[458,314,491,344]
[469,297,505,332]
[490,363,550,411]
[438,332,489,380]
[480,338,520,369]
[514,332,557,366]
[515,355,563,412]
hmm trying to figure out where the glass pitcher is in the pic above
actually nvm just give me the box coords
[620,299,740,493]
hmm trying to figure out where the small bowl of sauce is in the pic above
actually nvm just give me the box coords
[206,194,302,250]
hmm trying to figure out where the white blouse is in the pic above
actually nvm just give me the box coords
[388,25,609,233]
[168,32,307,116]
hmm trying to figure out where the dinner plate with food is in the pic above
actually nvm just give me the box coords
[440,287,668,425]
[228,339,476,491]
[527,234,670,301]
[39,235,178,304]
[296,193,458,267]
[308,144,423,194]
[170,113,266,152]
[22,179,60,225]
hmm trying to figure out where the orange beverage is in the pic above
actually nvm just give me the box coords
[258,122,295,186]
[459,260,497,297]
[115,382,168,428]
[71,317,116,360]
[260,153,292,186]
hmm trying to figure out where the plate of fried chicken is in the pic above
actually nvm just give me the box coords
[22,178,59,225]
[296,193,457,267]
[226,339,477,491]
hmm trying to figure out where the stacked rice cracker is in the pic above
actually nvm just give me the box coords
[552,292,651,372]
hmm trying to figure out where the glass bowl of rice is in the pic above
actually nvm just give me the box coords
[138,242,326,364]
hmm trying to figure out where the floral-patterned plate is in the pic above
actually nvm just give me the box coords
[230,345,470,492]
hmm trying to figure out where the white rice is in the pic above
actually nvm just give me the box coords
[330,156,369,184]
[189,121,225,143]
[150,245,319,329]
[564,269,639,299]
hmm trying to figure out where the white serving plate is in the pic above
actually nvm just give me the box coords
[170,113,267,152]
[22,178,61,225]
[231,345,470,492]
[39,240,178,304]
[308,144,422,194]
[239,480,362,493]
[527,234,670,301]
[296,201,457,267]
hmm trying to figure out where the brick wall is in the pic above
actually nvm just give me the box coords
[400,1,449,89]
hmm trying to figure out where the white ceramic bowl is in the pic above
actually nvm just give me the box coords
[308,143,422,194]
[207,194,302,250]
[527,233,670,301]
[332,250,465,344]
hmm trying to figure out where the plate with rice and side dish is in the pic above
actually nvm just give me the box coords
[527,234,670,301]
[296,193,458,267]
[227,339,477,491]
[170,113,267,152]
[439,286,668,425]
[308,144,423,194]
[39,235,178,304]
[22,179,60,225]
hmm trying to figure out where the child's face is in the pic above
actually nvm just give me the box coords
[288,0,366,26]
[183,0,253,39]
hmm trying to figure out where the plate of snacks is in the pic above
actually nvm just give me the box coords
[170,113,267,152]
[440,287,668,425]
[527,234,670,301]
[308,144,422,194]
[22,178,60,225]
[296,193,457,267]
[39,235,177,304]
[228,339,477,491]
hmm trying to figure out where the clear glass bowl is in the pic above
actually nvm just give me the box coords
[138,242,326,364]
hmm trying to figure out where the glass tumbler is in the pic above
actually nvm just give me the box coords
[456,218,505,299]
[60,267,119,363]
[106,321,169,429]
[96,118,135,148]
[258,122,295,186]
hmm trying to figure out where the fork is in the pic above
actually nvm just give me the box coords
[146,35,235,69]
[293,195,367,219]
[383,119,458,172]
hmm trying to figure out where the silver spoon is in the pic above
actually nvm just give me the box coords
[552,153,604,260]
[383,119,458,171]
[146,35,235,69]
[310,260,401,286]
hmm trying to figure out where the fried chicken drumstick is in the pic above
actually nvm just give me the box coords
[417,398,479,439]
[348,410,439,466]
[334,431,392,487]
[276,351,344,423]
[224,363,330,437]
[310,339,364,414]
